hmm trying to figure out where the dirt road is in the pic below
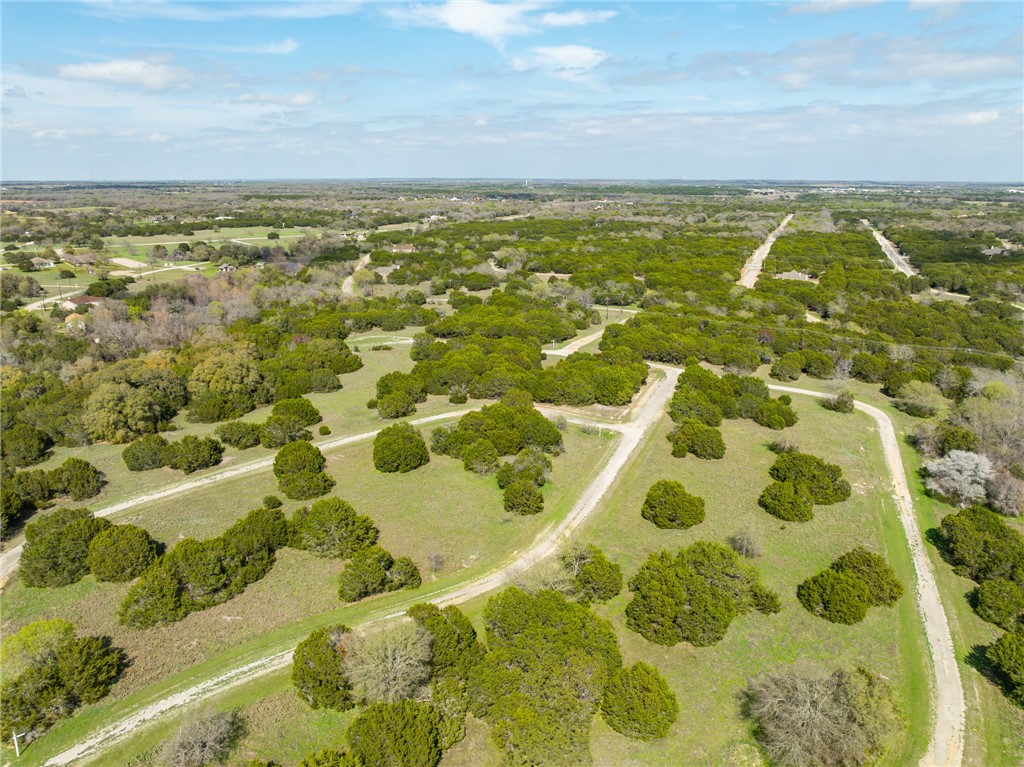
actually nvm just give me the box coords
[861,219,917,277]
[737,213,794,288]
[38,369,679,767]
[341,254,371,296]
[769,385,964,767]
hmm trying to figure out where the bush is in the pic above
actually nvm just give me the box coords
[163,436,224,474]
[495,447,552,489]
[48,457,105,501]
[215,421,263,449]
[746,667,903,767]
[601,662,678,740]
[87,525,158,582]
[292,624,354,710]
[938,506,1024,585]
[347,701,442,767]
[122,434,169,471]
[988,626,1024,706]
[319,424,332,436]
[272,397,322,426]
[275,441,334,500]
[260,414,313,448]
[461,439,500,474]
[1,423,52,467]
[298,750,361,767]
[338,546,420,602]
[668,421,726,459]
[753,399,799,430]
[831,547,904,607]
[187,391,254,423]
[770,352,804,382]
[796,569,871,625]
[641,480,705,529]
[21,508,112,588]
[728,529,762,558]
[377,391,417,419]
[759,480,815,522]
[263,494,283,509]
[975,579,1024,630]
[407,603,484,681]
[569,545,622,604]
[822,391,855,413]
[373,422,430,473]
[769,451,851,505]
[502,479,544,516]
[291,497,379,558]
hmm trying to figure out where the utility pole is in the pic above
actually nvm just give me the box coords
[13,729,26,757]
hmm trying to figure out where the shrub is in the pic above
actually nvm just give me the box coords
[769,452,851,505]
[280,471,336,500]
[495,447,552,489]
[759,480,814,522]
[272,397,322,426]
[87,524,158,582]
[975,579,1024,630]
[449,391,468,404]
[770,352,804,382]
[260,415,313,448]
[48,457,105,501]
[502,479,544,515]
[668,421,726,459]
[21,508,112,588]
[1,483,27,536]
[215,421,264,449]
[1,423,52,467]
[373,422,430,473]
[938,506,1024,585]
[263,494,283,509]
[298,750,361,767]
[988,626,1024,706]
[641,480,705,529]
[163,436,224,474]
[753,399,799,430]
[822,391,855,413]
[292,624,354,710]
[319,424,331,436]
[377,391,417,419]
[338,546,420,602]
[831,547,903,607]
[407,603,484,681]
[937,425,980,455]
[461,439,500,474]
[187,391,254,423]
[291,498,379,558]
[746,667,903,767]
[796,569,871,625]
[601,663,678,740]
[347,701,442,767]
[122,434,169,471]
[275,441,334,500]
[571,545,623,604]
[728,529,762,558]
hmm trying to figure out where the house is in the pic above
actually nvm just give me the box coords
[63,313,86,330]
[67,295,103,309]
[386,243,417,254]
[775,270,815,282]
[30,256,56,269]
[217,264,237,273]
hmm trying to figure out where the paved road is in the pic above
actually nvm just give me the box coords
[770,385,964,767]
[738,213,794,288]
[38,369,680,766]
[861,219,917,277]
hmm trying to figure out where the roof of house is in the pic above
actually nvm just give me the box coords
[70,295,103,305]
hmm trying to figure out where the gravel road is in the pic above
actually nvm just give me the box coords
[737,213,794,288]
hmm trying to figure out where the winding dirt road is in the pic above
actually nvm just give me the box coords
[737,213,794,288]
[341,254,371,296]
[770,385,964,767]
[38,369,679,767]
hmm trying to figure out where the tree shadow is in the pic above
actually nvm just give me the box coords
[964,642,1016,701]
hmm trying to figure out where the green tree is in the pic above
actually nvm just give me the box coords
[565,544,622,604]
[260,414,312,448]
[215,420,264,449]
[21,508,112,587]
[601,662,678,740]
[759,480,815,522]
[271,397,322,426]
[797,569,871,625]
[1,423,52,467]
[373,422,430,473]
[291,497,379,558]
[975,579,1024,631]
[87,524,157,582]
[503,479,544,515]
[162,436,224,474]
[988,626,1024,706]
[347,701,442,767]
[81,382,161,443]
[668,421,726,459]
[292,624,354,711]
[831,547,903,607]
[48,457,105,500]
[122,434,169,471]
[377,391,417,419]
[641,480,705,529]
[461,439,499,474]
[339,546,393,602]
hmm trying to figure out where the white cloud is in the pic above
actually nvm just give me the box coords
[513,45,609,82]
[58,58,191,91]
[387,0,542,46]
[787,0,884,14]
[236,91,319,107]
[541,9,617,27]
[908,0,962,24]
[4,86,28,99]
[83,2,362,22]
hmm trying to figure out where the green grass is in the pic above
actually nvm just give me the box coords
[5,425,618,767]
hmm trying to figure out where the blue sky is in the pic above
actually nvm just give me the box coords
[2,1,1021,181]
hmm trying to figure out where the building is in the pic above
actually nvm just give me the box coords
[63,313,86,330]
[386,243,417,254]
[30,256,56,269]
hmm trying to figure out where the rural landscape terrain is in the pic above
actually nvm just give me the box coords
[0,179,1022,767]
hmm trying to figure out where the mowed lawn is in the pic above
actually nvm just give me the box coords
[0,425,615,714]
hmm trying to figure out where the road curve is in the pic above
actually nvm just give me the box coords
[341,254,371,296]
[737,213,794,288]
[770,384,964,767]
[38,369,679,766]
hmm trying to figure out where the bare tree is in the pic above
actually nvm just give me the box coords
[342,620,432,704]
[923,450,993,507]
[160,709,243,767]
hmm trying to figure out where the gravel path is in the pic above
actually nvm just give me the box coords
[769,385,964,767]
[341,254,371,296]
[38,369,680,766]
[737,213,794,288]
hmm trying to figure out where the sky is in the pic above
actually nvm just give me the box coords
[1,0,1021,182]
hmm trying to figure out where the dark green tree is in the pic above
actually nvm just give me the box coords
[373,422,430,473]
[87,524,158,582]
[503,479,544,516]
[291,497,379,558]
[292,624,354,710]
[347,701,442,767]
[641,480,705,529]
[600,662,678,740]
[797,569,871,625]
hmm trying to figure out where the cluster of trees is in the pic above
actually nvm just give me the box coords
[119,507,290,628]
[2,457,105,535]
[758,448,852,522]
[273,441,335,500]
[745,666,904,767]
[215,397,323,450]
[373,422,430,473]
[940,506,1024,704]
[122,434,224,473]
[20,508,157,587]
[337,546,421,602]
[560,544,623,604]
[1,618,125,739]
[625,542,780,647]
[797,547,904,625]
